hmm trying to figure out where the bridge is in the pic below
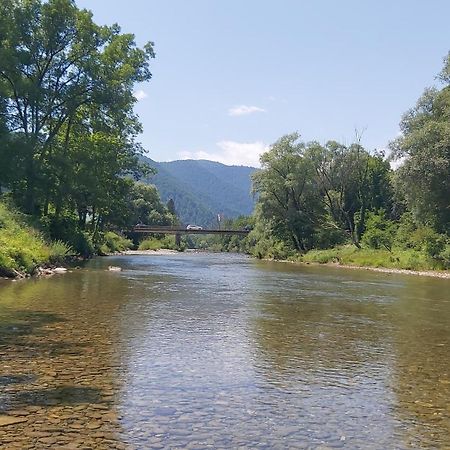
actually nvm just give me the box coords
[128,225,250,246]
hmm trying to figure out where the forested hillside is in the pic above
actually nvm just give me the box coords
[143,157,257,226]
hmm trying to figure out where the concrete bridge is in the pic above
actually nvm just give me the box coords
[129,225,250,246]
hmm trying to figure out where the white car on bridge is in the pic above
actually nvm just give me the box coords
[186,224,203,230]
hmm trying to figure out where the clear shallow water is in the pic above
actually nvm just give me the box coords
[0,252,449,449]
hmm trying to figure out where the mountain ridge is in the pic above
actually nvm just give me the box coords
[140,157,257,226]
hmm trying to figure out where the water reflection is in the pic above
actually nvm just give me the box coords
[0,254,449,448]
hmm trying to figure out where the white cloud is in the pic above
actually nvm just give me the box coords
[228,105,266,116]
[178,140,269,167]
[133,89,148,101]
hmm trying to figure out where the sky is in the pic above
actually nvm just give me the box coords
[77,0,450,167]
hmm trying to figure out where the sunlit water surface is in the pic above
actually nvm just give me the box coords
[0,252,449,449]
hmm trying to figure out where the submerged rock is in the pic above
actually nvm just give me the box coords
[0,415,28,427]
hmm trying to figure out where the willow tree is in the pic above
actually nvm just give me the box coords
[252,133,325,252]
[0,0,154,214]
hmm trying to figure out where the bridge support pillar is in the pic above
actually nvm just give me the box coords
[175,233,181,248]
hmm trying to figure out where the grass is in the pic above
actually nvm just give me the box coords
[0,202,73,277]
[300,244,447,271]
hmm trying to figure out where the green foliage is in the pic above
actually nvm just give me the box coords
[302,248,341,264]
[189,215,254,253]
[138,238,162,251]
[98,232,132,255]
[314,224,348,249]
[390,53,450,234]
[301,245,447,270]
[252,133,326,252]
[124,182,176,227]
[0,201,54,275]
[252,134,394,253]
[138,235,185,251]
[48,240,74,264]
[362,211,397,251]
[0,0,154,230]
[40,213,93,257]
[410,227,446,258]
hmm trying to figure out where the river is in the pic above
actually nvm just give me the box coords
[0,252,449,449]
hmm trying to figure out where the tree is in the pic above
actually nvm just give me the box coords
[308,140,393,246]
[252,133,325,252]
[0,0,154,213]
[390,52,450,234]
[124,183,176,228]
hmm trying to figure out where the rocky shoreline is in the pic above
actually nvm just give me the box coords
[0,266,69,281]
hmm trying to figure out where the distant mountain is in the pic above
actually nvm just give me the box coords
[141,157,257,226]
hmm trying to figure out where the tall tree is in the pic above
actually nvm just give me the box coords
[308,141,393,246]
[252,133,325,252]
[390,52,450,234]
[0,0,154,213]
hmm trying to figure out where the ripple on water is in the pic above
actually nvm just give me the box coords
[0,253,449,448]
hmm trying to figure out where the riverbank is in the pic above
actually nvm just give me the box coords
[122,249,180,256]
[292,260,450,279]
[0,202,72,279]
[276,245,450,279]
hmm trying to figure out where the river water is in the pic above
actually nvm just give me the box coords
[0,252,449,449]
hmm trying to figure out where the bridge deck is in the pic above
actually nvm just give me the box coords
[130,226,249,235]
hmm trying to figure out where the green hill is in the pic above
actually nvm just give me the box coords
[141,157,257,226]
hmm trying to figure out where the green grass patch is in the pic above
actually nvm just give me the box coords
[0,202,72,276]
[301,244,447,271]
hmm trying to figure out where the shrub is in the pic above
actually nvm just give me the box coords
[138,235,185,251]
[410,226,446,258]
[100,231,132,254]
[362,211,397,251]
[48,240,74,264]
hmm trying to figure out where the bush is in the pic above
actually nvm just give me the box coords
[410,226,446,257]
[395,213,417,249]
[314,225,348,249]
[40,213,96,257]
[49,240,74,264]
[139,235,185,251]
[439,244,450,269]
[362,211,397,251]
[99,231,132,254]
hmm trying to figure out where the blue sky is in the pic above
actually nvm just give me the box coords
[77,0,450,167]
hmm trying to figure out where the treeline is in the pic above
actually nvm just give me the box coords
[0,0,174,259]
[217,55,450,270]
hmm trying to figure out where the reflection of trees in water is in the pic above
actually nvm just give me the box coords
[388,280,450,448]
